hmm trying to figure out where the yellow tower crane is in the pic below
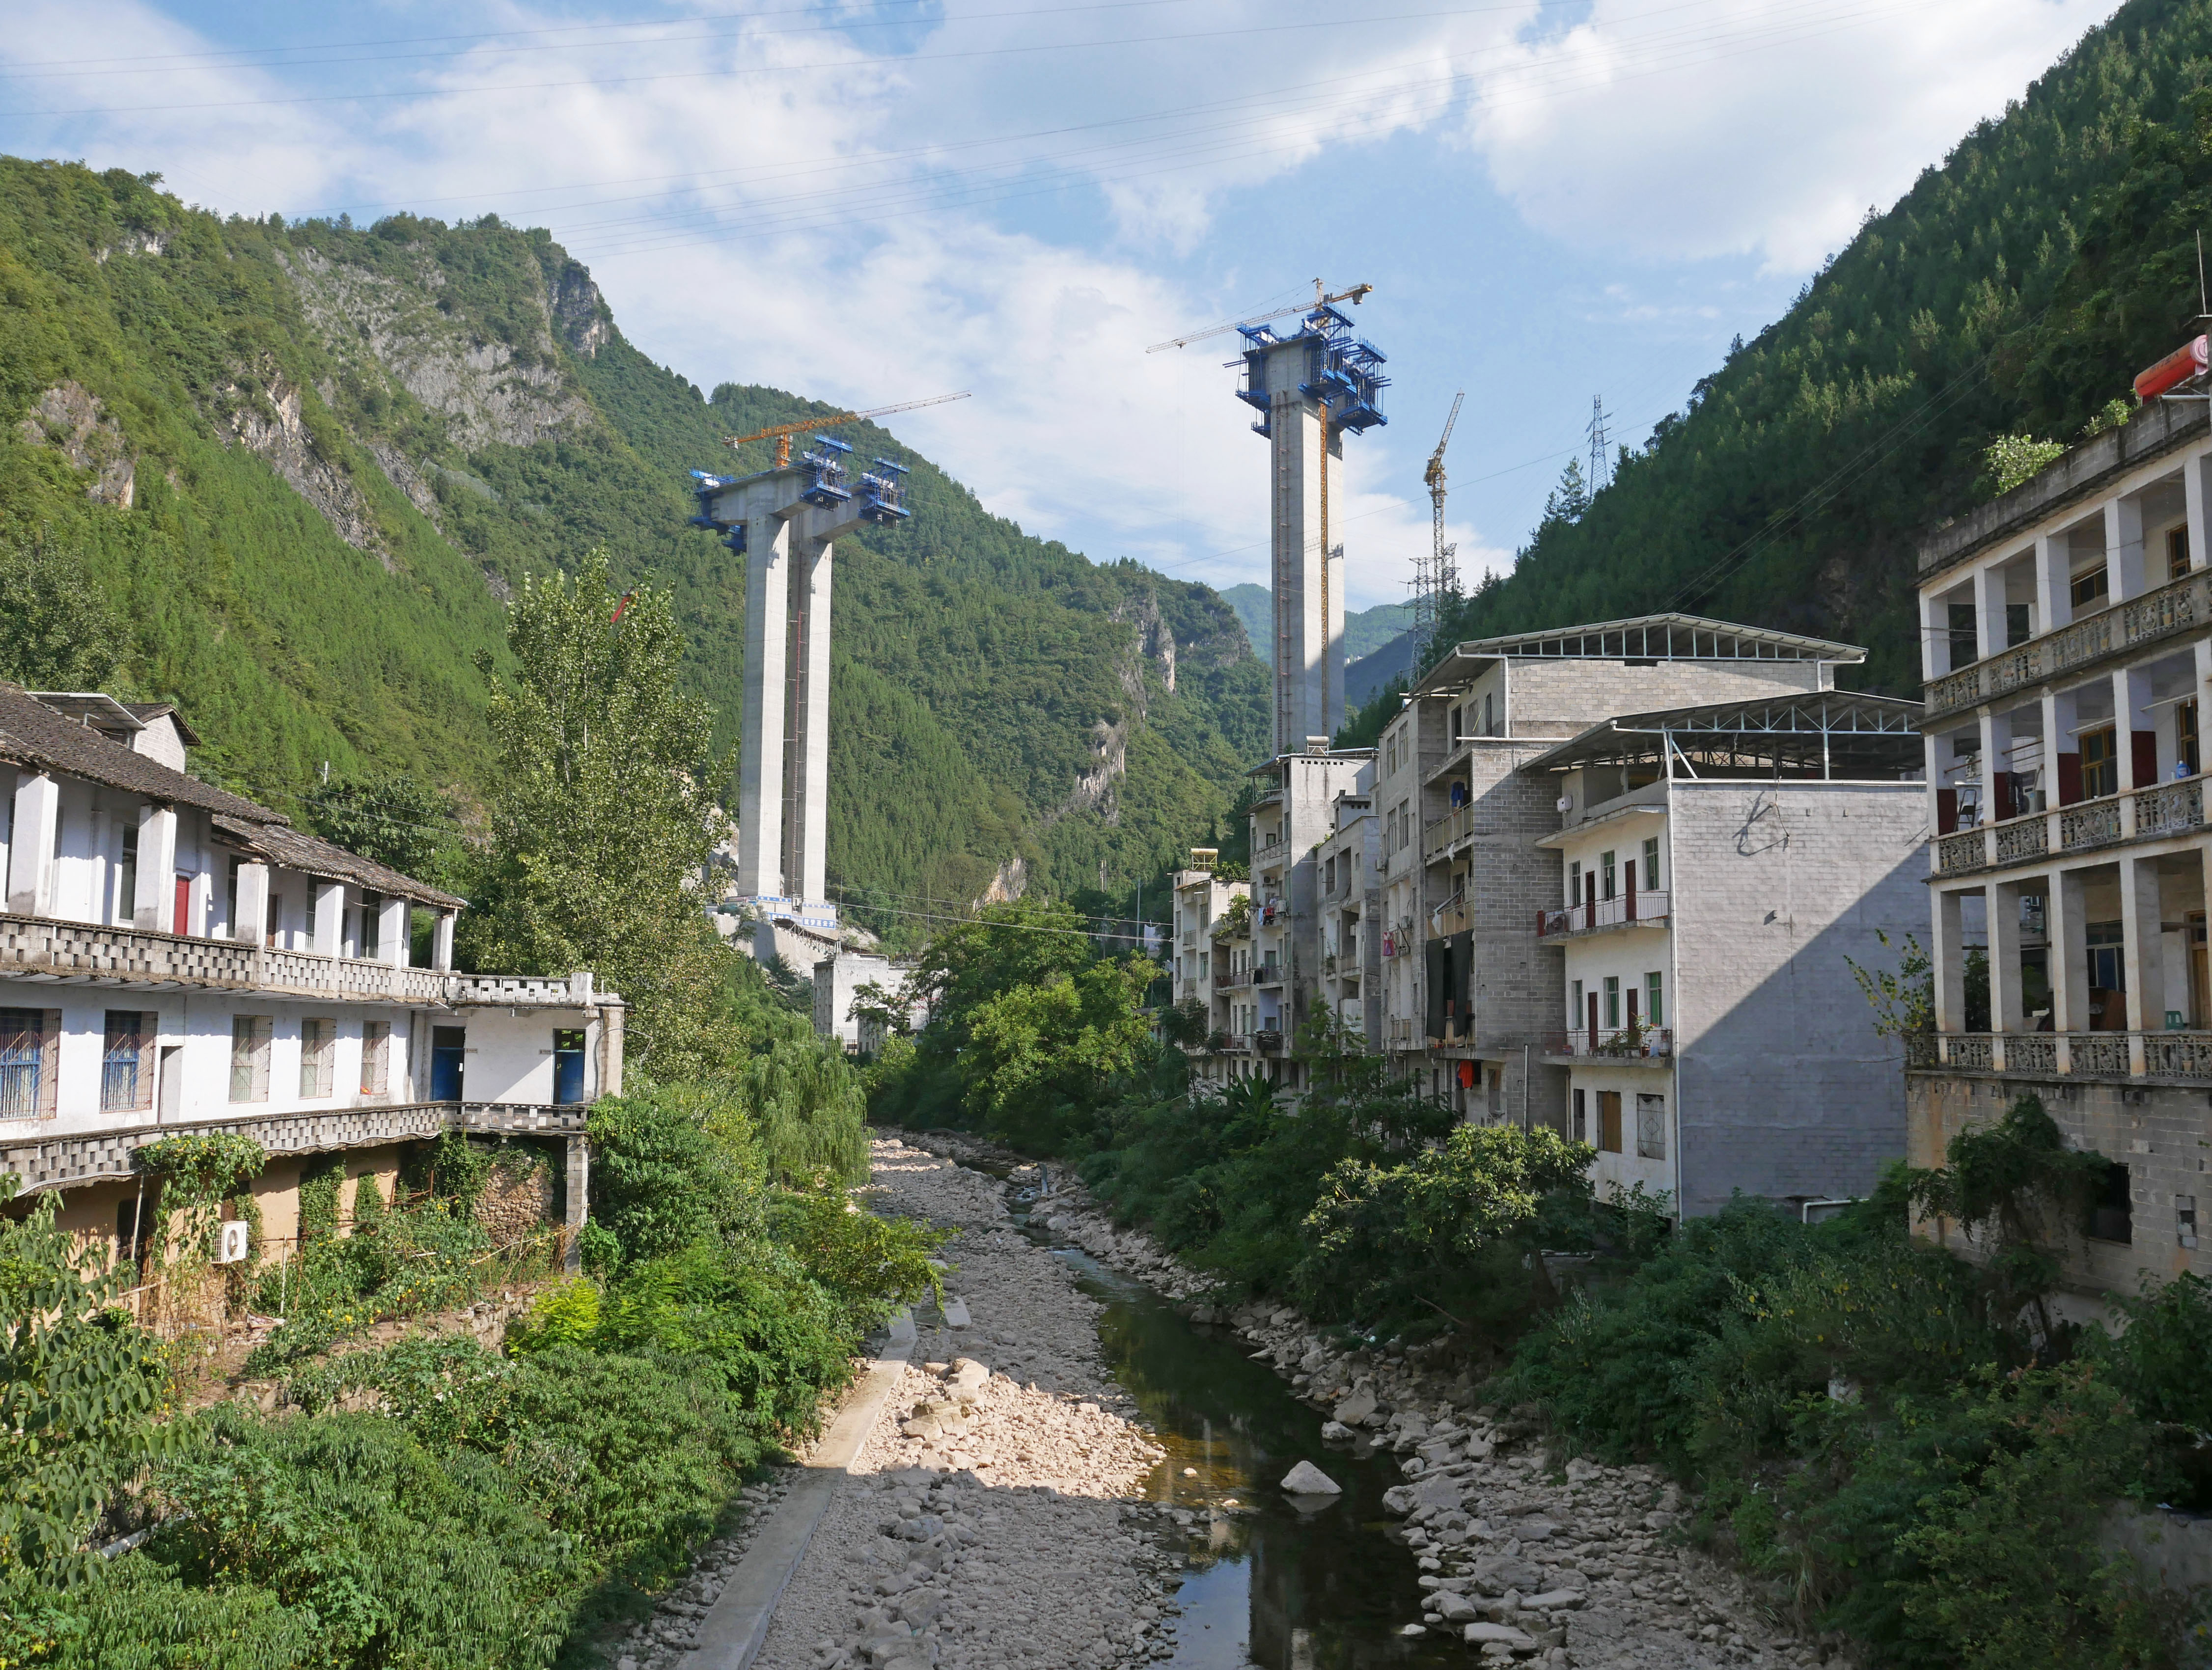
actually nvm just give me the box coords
[724,390,972,467]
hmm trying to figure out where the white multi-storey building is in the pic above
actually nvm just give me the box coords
[1912,392,2212,1298]
[1528,693,1925,1215]
[0,685,622,1270]
[1170,856,1247,1039]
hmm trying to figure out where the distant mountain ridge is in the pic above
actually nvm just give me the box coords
[0,162,1268,932]
[1219,583,1415,667]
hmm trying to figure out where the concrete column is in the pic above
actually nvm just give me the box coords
[233,861,270,946]
[310,880,345,956]
[6,773,58,917]
[1934,887,1968,1033]
[2184,447,2212,577]
[2110,492,2147,602]
[1974,561,2008,660]
[597,1002,625,1097]
[790,534,834,907]
[736,511,792,899]
[2050,867,2089,1034]
[2122,855,2169,1034]
[1920,588,1948,681]
[2119,666,2157,793]
[1988,879,2025,1033]
[432,909,456,972]
[133,803,177,931]
[377,895,409,966]
[563,1134,589,1275]
[2035,532,2072,633]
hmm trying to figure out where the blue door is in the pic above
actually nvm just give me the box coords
[431,1026,466,1101]
[553,1029,585,1104]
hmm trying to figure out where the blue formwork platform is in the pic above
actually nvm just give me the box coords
[1233,306,1388,438]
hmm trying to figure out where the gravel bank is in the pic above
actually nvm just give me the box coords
[749,1138,1190,1670]
[890,1132,1857,1670]
[608,1470,802,1670]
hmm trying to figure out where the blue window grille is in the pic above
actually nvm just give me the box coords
[0,1009,43,1120]
[102,1011,146,1112]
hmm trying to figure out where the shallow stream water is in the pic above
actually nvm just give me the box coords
[1000,1174,1457,1670]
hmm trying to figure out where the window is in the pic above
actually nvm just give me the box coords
[1947,601,1977,668]
[1570,979,1583,1029]
[305,885,318,944]
[2071,563,2110,610]
[225,856,243,939]
[0,1008,57,1120]
[360,1021,390,1095]
[1571,1087,1587,1143]
[266,890,282,949]
[101,1011,155,1112]
[2180,699,2201,778]
[1641,836,1661,892]
[1483,691,1496,735]
[2171,524,2192,581]
[2006,602,2032,647]
[1567,861,1581,906]
[299,1017,335,1098]
[2079,724,2118,800]
[1645,971,1664,1028]
[118,823,138,925]
[1599,1090,1623,1153]
[1600,850,1616,900]
[2085,921,2125,995]
[1635,1093,1667,1160]
[2085,1159,2131,1244]
[1604,975,1621,1030]
[2180,1193,2199,1251]
[229,1015,272,1103]
[359,891,382,959]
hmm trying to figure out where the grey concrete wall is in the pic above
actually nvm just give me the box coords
[1506,657,1828,731]
[1668,781,1925,1215]
[1908,1071,2212,1297]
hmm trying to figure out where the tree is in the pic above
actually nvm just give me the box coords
[1541,457,1591,527]
[903,897,1098,1050]
[962,952,1159,1150]
[0,536,121,691]
[300,771,460,884]
[459,551,737,1077]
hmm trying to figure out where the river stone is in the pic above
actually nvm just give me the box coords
[1434,1593,1480,1623]
[1525,1589,1584,1610]
[1320,1420,1353,1442]
[1412,1474,1464,1509]
[1470,1555,1546,1592]
[1463,1622,1537,1649]
[1335,1385,1380,1424]
[950,1358,990,1391]
[1280,1460,1342,1495]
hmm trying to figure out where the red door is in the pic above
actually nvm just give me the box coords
[172,875,191,936]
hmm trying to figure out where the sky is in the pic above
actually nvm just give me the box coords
[0,0,2126,611]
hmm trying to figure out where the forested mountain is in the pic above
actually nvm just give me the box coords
[0,160,1267,930]
[1219,583,1413,667]
[1434,0,2212,694]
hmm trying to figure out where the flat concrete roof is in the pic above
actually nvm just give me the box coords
[1412,613,1865,696]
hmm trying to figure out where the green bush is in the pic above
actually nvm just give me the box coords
[586,1089,751,1265]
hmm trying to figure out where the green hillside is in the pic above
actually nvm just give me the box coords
[1220,582,1413,665]
[1434,0,2212,692]
[0,161,1267,929]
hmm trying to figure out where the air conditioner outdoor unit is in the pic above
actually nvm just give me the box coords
[216,1220,250,1265]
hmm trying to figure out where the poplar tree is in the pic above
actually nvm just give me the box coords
[460,550,737,1077]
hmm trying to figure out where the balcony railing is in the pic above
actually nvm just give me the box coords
[1922,568,2211,722]
[1214,968,1235,989]
[1914,1030,2212,1081]
[1254,964,1284,988]
[1537,891,1671,938]
[1936,779,2208,877]
[1254,1028,1284,1053]
[0,914,607,1009]
[1421,803,1479,866]
[1542,1027,1674,1061]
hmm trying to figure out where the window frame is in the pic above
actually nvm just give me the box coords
[360,1020,390,1096]
[299,1016,336,1099]
[101,1010,157,1113]
[229,1014,272,1104]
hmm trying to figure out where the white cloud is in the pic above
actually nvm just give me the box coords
[1465,0,2122,270]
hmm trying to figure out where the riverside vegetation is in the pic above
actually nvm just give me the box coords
[864,906,2212,1668]
[0,563,939,1670]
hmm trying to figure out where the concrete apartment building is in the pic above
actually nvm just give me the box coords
[1315,767,1383,1047]
[0,684,622,1271]
[1369,615,1870,1122]
[1526,695,1925,1215]
[1912,395,2212,1299]
[1169,858,1248,1075]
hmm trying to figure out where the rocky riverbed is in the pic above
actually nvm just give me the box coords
[751,1138,1191,1670]
[897,1129,1861,1670]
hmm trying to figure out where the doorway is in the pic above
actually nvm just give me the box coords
[1599,1091,1623,1153]
[156,1044,183,1122]
[431,1026,467,1101]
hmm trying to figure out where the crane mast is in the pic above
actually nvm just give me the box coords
[1411,391,1465,667]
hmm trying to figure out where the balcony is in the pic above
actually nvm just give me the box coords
[1912,1030,2212,1082]
[1542,1027,1674,1062]
[1254,1028,1285,1054]
[1432,894,1471,936]
[1421,803,1479,866]
[1935,779,2205,877]
[1254,963,1284,989]
[1922,567,2211,723]
[0,914,607,1009]
[1214,968,1235,989]
[1537,891,1671,938]
[0,1099,588,1195]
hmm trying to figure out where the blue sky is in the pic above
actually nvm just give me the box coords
[0,0,2121,609]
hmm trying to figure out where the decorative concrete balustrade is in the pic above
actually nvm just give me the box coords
[1922,567,2211,723]
[0,914,602,1010]
[1920,1031,2212,1081]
